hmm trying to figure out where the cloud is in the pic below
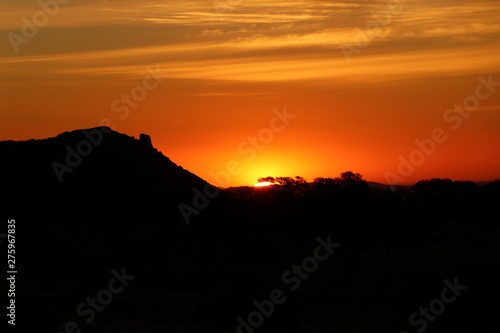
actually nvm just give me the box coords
[423,23,500,37]
[197,29,224,37]
[1,0,499,86]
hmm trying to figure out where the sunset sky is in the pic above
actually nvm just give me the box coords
[1,0,500,186]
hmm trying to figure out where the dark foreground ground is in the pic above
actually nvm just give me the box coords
[1,128,499,332]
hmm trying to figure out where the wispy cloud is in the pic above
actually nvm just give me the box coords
[1,0,499,83]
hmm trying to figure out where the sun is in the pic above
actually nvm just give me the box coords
[254,181,273,187]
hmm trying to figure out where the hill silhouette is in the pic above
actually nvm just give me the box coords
[1,128,499,333]
[1,126,208,192]
[1,127,215,228]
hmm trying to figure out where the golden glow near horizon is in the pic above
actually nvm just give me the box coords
[1,0,500,186]
[254,182,273,187]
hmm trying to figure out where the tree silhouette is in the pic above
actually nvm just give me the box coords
[294,176,307,184]
[257,176,276,184]
[336,171,367,188]
[412,178,454,196]
[258,176,308,186]
[275,177,296,186]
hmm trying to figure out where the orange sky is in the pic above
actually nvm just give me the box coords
[1,0,500,186]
